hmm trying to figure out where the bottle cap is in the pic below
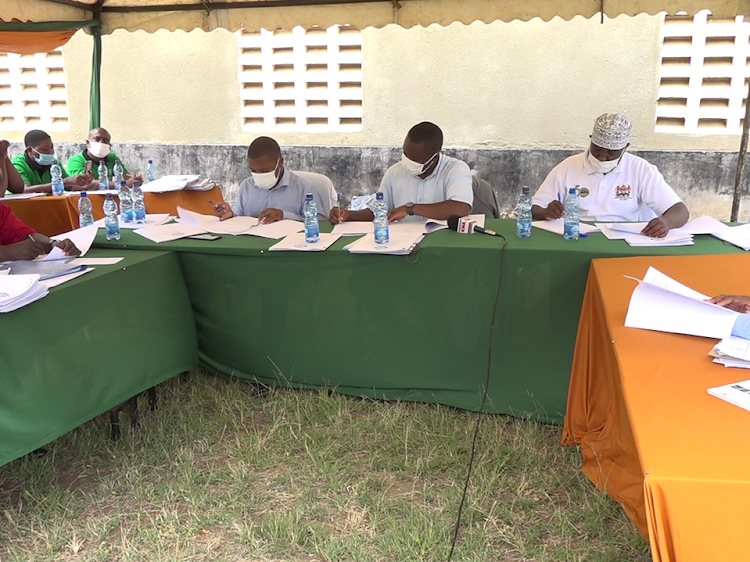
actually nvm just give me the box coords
[306,193,313,200]
[81,192,87,197]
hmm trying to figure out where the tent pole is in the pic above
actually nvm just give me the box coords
[89,24,102,129]
[731,77,750,222]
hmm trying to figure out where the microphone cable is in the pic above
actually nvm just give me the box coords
[446,229,508,562]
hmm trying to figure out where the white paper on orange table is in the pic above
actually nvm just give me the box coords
[140,175,200,193]
[624,266,737,340]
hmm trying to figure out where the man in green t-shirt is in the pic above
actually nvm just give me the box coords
[67,127,141,189]
[11,130,91,194]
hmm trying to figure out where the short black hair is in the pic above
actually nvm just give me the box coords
[407,122,443,153]
[248,136,281,160]
[24,129,51,148]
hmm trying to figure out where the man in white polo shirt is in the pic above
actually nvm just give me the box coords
[329,121,472,223]
[532,113,689,238]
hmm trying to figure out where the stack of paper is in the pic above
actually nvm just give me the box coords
[331,214,486,237]
[246,220,305,239]
[710,337,750,369]
[532,219,600,236]
[93,213,173,230]
[177,207,258,234]
[708,379,750,412]
[269,232,341,251]
[133,222,206,243]
[141,175,218,193]
[0,274,48,312]
[624,266,738,339]
[712,223,750,251]
[345,231,424,255]
[596,216,728,247]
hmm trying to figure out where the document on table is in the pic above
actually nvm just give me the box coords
[331,222,372,236]
[596,223,693,246]
[242,219,304,239]
[140,175,200,193]
[710,336,750,368]
[49,224,98,257]
[269,232,341,251]
[345,231,424,255]
[177,207,259,235]
[1,192,45,200]
[712,223,750,251]
[133,222,206,243]
[708,379,750,412]
[93,214,173,230]
[39,267,93,289]
[532,219,599,236]
[0,274,47,313]
[70,257,124,266]
[624,266,738,340]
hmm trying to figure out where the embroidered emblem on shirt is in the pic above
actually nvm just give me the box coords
[615,184,632,200]
[579,187,590,198]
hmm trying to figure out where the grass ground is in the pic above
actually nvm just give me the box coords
[0,372,650,562]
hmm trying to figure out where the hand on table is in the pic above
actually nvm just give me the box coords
[641,217,669,238]
[542,201,565,220]
[258,208,283,224]
[213,202,234,221]
[0,238,49,261]
[329,207,349,224]
[387,206,408,222]
[54,239,81,257]
[126,175,144,188]
[64,174,94,190]
[708,295,750,313]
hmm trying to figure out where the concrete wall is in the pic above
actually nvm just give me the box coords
[13,141,748,221]
[1,14,747,152]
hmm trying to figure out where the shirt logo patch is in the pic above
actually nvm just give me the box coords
[579,187,590,198]
[615,185,632,200]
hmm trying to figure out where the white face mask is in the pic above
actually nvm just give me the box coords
[88,141,111,159]
[251,160,280,190]
[402,152,438,177]
[587,150,620,174]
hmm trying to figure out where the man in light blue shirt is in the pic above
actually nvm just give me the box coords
[214,136,325,223]
[710,295,750,339]
[330,122,473,223]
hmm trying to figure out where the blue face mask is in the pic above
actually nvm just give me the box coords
[32,150,56,167]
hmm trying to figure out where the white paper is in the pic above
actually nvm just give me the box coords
[624,267,738,340]
[345,231,424,255]
[269,232,341,251]
[708,380,750,412]
[84,189,120,196]
[242,219,305,240]
[70,257,124,266]
[672,215,729,235]
[133,223,206,243]
[140,175,199,193]
[1,192,45,200]
[38,246,67,262]
[177,207,259,235]
[331,222,372,236]
[94,214,172,230]
[531,219,600,236]
[0,274,47,313]
[39,267,93,289]
[712,223,750,251]
[50,224,98,257]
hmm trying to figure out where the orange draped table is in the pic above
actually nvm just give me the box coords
[562,254,750,562]
[2,187,225,236]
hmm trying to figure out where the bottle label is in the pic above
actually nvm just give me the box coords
[375,227,389,243]
[305,224,319,238]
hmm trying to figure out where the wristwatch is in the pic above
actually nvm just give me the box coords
[406,202,414,216]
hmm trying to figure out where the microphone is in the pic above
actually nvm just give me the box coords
[447,215,501,237]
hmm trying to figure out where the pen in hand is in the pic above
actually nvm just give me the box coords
[337,194,342,224]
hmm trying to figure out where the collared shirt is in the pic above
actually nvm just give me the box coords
[66,150,129,177]
[532,151,683,222]
[732,314,750,340]
[378,154,473,222]
[0,203,34,245]
[233,168,326,221]
[12,153,69,187]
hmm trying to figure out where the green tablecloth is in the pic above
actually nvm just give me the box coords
[0,249,198,467]
[95,220,744,422]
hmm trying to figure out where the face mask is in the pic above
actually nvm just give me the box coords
[89,142,111,159]
[587,150,620,174]
[32,149,56,167]
[402,152,438,177]
[251,160,280,190]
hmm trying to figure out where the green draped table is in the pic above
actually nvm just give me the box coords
[0,249,198,467]
[94,220,744,423]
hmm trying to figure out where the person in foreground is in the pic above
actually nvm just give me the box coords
[213,136,324,224]
[11,130,91,194]
[329,121,472,223]
[710,295,750,339]
[66,127,141,189]
[0,139,25,195]
[0,201,80,260]
[531,113,689,238]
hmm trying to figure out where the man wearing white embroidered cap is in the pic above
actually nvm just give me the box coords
[531,113,689,238]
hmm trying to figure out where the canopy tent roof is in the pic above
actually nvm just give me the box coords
[6,0,750,34]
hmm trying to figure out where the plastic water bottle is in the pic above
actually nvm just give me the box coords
[119,180,133,223]
[113,160,124,187]
[104,193,120,241]
[563,186,580,241]
[98,160,108,190]
[373,192,389,244]
[516,186,532,238]
[303,193,319,243]
[146,159,157,182]
[78,192,94,227]
[132,179,146,224]
[50,162,64,197]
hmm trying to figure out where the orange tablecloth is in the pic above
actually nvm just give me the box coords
[562,254,750,562]
[2,187,225,237]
